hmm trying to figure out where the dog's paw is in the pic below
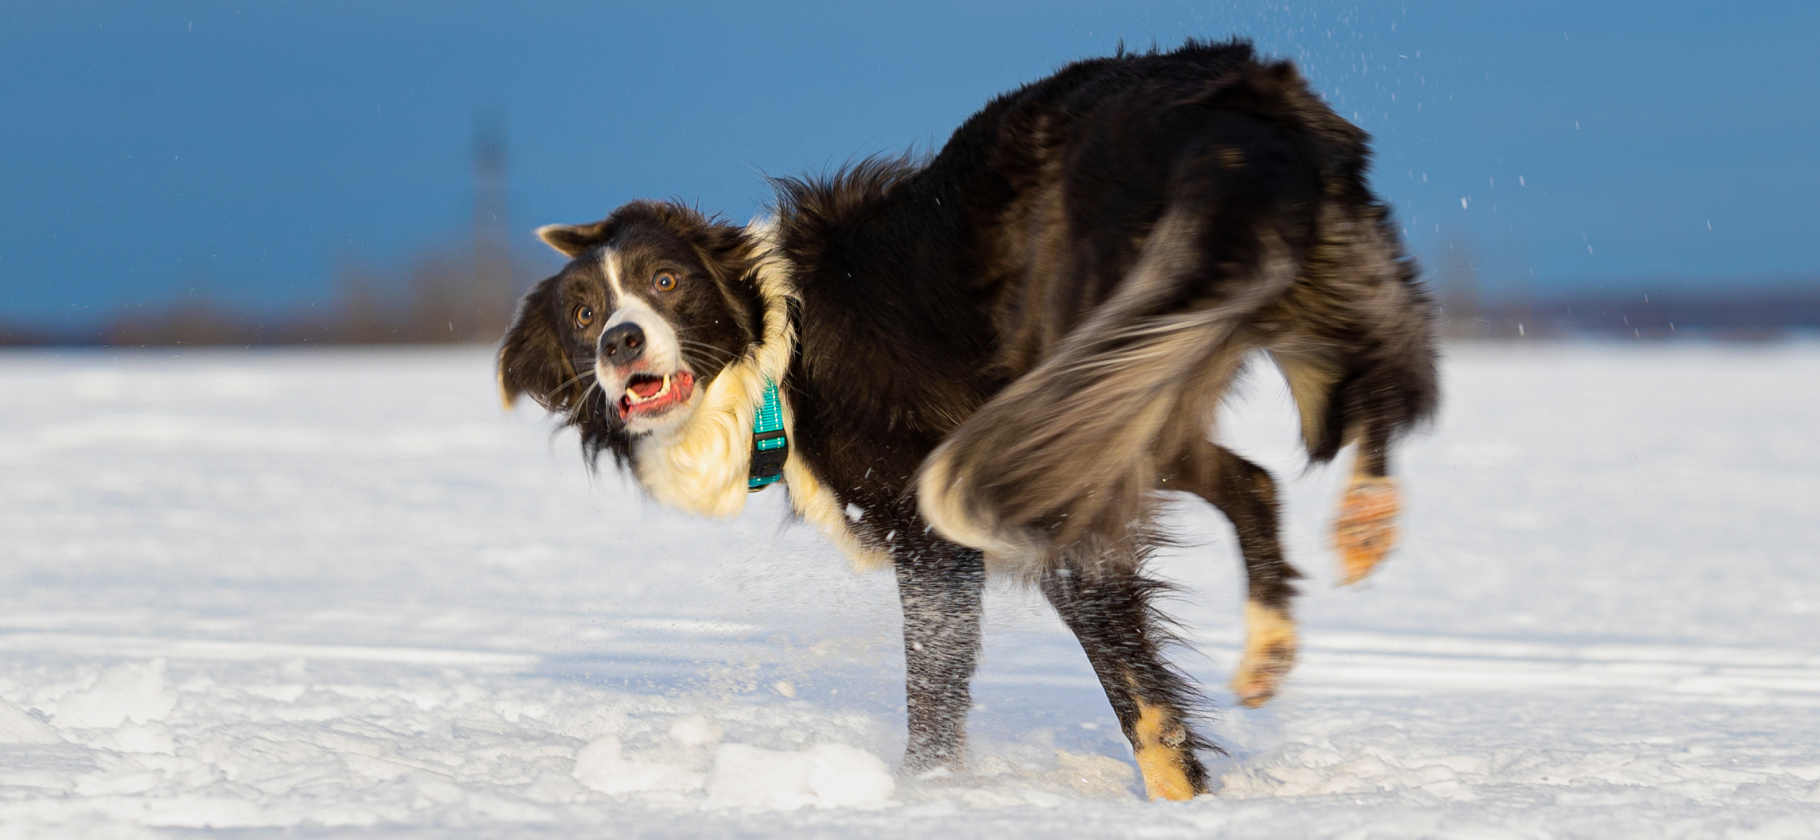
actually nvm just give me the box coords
[1333,476,1401,585]
[1231,602,1297,708]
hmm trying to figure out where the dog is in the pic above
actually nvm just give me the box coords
[497,39,1437,800]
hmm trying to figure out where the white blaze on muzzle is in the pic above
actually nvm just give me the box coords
[594,247,684,379]
[598,298,682,376]
[593,249,694,431]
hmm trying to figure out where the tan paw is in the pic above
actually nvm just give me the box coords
[1231,602,1297,708]
[1132,701,1202,800]
[1334,476,1401,585]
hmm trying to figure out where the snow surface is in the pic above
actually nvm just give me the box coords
[1,343,1817,838]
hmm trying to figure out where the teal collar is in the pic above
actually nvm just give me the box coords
[748,380,788,490]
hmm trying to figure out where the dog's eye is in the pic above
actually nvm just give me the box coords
[574,305,595,328]
[653,272,678,293]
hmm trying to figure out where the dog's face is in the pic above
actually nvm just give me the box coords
[498,201,762,445]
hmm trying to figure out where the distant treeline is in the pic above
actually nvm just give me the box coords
[0,250,523,348]
[3,268,1817,347]
[1442,286,1820,340]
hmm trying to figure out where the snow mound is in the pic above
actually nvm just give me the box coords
[706,742,896,810]
[0,700,61,744]
[573,736,705,795]
[569,715,898,812]
[49,660,178,730]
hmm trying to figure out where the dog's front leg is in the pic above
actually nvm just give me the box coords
[892,537,985,775]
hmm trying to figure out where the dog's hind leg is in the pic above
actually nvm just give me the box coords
[1039,553,1212,801]
[1268,204,1439,585]
[1273,333,1430,586]
[1333,425,1403,585]
[1162,440,1302,708]
[892,534,986,775]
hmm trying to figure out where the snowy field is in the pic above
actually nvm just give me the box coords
[1,342,1817,838]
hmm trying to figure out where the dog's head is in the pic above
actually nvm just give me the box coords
[498,201,766,459]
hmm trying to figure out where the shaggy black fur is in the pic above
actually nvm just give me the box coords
[498,39,1438,798]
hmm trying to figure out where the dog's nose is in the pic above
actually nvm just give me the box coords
[600,322,646,364]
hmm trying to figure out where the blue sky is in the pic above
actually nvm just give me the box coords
[2,1,1815,330]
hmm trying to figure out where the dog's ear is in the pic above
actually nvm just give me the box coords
[535,221,612,258]
[497,276,578,411]
[692,220,760,287]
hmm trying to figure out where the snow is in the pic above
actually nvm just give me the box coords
[1,342,1817,837]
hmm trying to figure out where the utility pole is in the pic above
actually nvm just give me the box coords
[472,113,513,342]
[1437,235,1482,339]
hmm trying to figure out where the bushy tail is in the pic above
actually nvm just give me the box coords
[916,200,1300,572]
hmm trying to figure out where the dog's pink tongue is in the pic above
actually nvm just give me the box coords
[629,376,664,399]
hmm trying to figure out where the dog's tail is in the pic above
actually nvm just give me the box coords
[915,177,1306,573]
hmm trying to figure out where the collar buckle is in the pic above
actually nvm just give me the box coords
[748,381,788,490]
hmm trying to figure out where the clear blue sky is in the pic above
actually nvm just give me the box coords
[3,1,1815,330]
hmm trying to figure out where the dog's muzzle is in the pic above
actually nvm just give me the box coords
[600,322,645,365]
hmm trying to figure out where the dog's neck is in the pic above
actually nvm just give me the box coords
[630,219,798,517]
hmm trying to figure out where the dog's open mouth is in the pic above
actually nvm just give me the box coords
[617,371,695,420]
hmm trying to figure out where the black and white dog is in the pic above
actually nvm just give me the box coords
[498,40,1437,800]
